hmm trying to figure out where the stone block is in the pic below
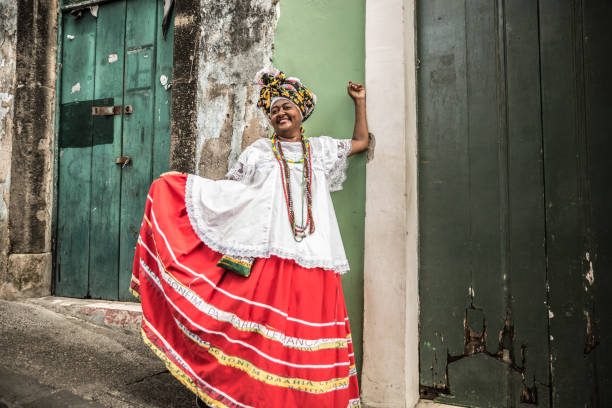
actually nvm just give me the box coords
[1,252,52,299]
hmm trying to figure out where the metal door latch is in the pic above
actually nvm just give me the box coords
[92,105,122,116]
[115,156,132,168]
[92,105,134,116]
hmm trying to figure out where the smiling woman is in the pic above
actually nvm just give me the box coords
[132,68,370,407]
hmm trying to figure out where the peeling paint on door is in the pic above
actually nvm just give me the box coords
[585,252,595,286]
[159,74,169,89]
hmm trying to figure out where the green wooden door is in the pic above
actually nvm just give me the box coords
[417,0,611,406]
[55,0,173,301]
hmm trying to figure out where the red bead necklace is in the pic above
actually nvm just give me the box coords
[271,130,314,241]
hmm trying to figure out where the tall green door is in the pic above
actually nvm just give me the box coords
[55,0,173,300]
[417,0,611,406]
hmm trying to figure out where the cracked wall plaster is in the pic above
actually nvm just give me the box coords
[196,0,279,179]
[0,0,17,291]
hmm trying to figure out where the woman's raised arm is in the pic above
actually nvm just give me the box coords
[347,81,369,156]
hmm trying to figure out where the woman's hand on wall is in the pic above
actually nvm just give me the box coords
[347,81,366,101]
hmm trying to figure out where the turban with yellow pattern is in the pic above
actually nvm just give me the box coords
[255,68,317,123]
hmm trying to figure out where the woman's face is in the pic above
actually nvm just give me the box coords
[270,99,302,137]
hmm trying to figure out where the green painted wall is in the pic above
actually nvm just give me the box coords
[273,0,366,376]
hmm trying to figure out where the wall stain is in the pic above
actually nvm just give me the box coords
[198,83,235,179]
[196,0,279,177]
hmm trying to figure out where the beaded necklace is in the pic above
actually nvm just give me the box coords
[271,129,314,241]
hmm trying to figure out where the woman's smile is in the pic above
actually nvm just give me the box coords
[277,115,291,125]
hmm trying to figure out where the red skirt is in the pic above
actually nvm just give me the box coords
[131,175,360,408]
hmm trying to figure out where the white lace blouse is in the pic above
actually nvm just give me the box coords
[185,136,352,274]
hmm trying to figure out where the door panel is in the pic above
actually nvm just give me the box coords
[417,0,472,392]
[582,3,612,406]
[56,12,97,298]
[503,0,550,404]
[152,2,173,181]
[89,0,126,299]
[539,0,611,406]
[119,0,158,300]
[538,4,587,407]
[418,1,549,406]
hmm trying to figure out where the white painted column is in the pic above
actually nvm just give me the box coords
[362,0,420,406]
[402,0,421,405]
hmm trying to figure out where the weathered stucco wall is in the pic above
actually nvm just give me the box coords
[0,1,18,297]
[195,0,279,179]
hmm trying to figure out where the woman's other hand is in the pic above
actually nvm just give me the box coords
[347,81,366,100]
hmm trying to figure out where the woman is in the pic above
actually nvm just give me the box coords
[131,68,369,408]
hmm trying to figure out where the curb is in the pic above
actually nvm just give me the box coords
[26,296,142,333]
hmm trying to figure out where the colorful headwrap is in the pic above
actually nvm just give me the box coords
[255,68,317,123]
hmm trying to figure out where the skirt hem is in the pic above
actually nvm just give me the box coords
[140,327,233,408]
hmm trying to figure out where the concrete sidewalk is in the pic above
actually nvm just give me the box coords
[0,298,194,408]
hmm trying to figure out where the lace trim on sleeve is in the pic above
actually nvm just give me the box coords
[328,139,352,192]
[225,163,255,182]
[225,139,270,182]
[225,157,256,182]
